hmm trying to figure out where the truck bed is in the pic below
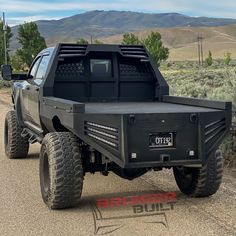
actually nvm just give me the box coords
[41,96,231,168]
[85,102,220,114]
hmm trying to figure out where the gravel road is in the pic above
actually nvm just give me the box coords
[0,90,235,236]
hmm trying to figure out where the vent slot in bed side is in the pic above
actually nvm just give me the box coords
[84,122,119,149]
[119,45,148,58]
[205,118,226,144]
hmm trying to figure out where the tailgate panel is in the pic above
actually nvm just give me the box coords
[126,113,199,164]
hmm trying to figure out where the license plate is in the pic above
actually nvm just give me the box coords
[149,133,174,148]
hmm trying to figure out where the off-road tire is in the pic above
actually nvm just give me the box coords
[173,150,223,197]
[4,110,29,159]
[39,132,84,209]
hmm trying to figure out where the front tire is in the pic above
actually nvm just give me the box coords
[4,110,29,159]
[173,150,223,197]
[39,132,84,209]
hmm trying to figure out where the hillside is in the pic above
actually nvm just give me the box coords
[101,24,236,61]
[10,10,236,52]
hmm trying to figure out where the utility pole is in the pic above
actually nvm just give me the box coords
[197,36,201,65]
[200,35,203,65]
[90,35,93,44]
[3,12,8,64]
[197,35,203,65]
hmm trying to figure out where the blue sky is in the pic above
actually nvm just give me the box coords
[1,0,236,26]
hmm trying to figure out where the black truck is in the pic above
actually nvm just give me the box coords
[1,44,232,209]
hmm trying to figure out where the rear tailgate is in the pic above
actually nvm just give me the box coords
[123,108,231,168]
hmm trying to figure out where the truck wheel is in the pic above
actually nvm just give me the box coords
[173,150,223,197]
[39,132,84,209]
[4,110,29,159]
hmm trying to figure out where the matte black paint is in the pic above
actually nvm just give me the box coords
[8,43,232,170]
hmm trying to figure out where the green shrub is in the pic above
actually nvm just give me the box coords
[224,52,231,66]
[205,51,213,66]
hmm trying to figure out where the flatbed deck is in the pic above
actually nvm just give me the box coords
[85,102,220,114]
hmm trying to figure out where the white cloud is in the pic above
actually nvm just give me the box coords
[7,15,62,26]
[1,0,130,12]
[1,0,236,21]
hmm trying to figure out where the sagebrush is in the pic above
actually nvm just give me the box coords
[162,65,236,168]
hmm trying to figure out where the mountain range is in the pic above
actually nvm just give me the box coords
[10,10,236,60]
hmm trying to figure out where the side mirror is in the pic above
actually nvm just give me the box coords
[1,65,12,81]
[1,65,27,81]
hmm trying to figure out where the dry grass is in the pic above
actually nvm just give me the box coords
[101,24,236,61]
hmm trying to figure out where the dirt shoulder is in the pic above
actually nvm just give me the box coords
[0,89,235,236]
[0,89,12,107]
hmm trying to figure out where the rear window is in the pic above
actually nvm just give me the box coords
[90,59,112,77]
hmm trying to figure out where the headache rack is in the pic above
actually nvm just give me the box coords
[57,43,150,59]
